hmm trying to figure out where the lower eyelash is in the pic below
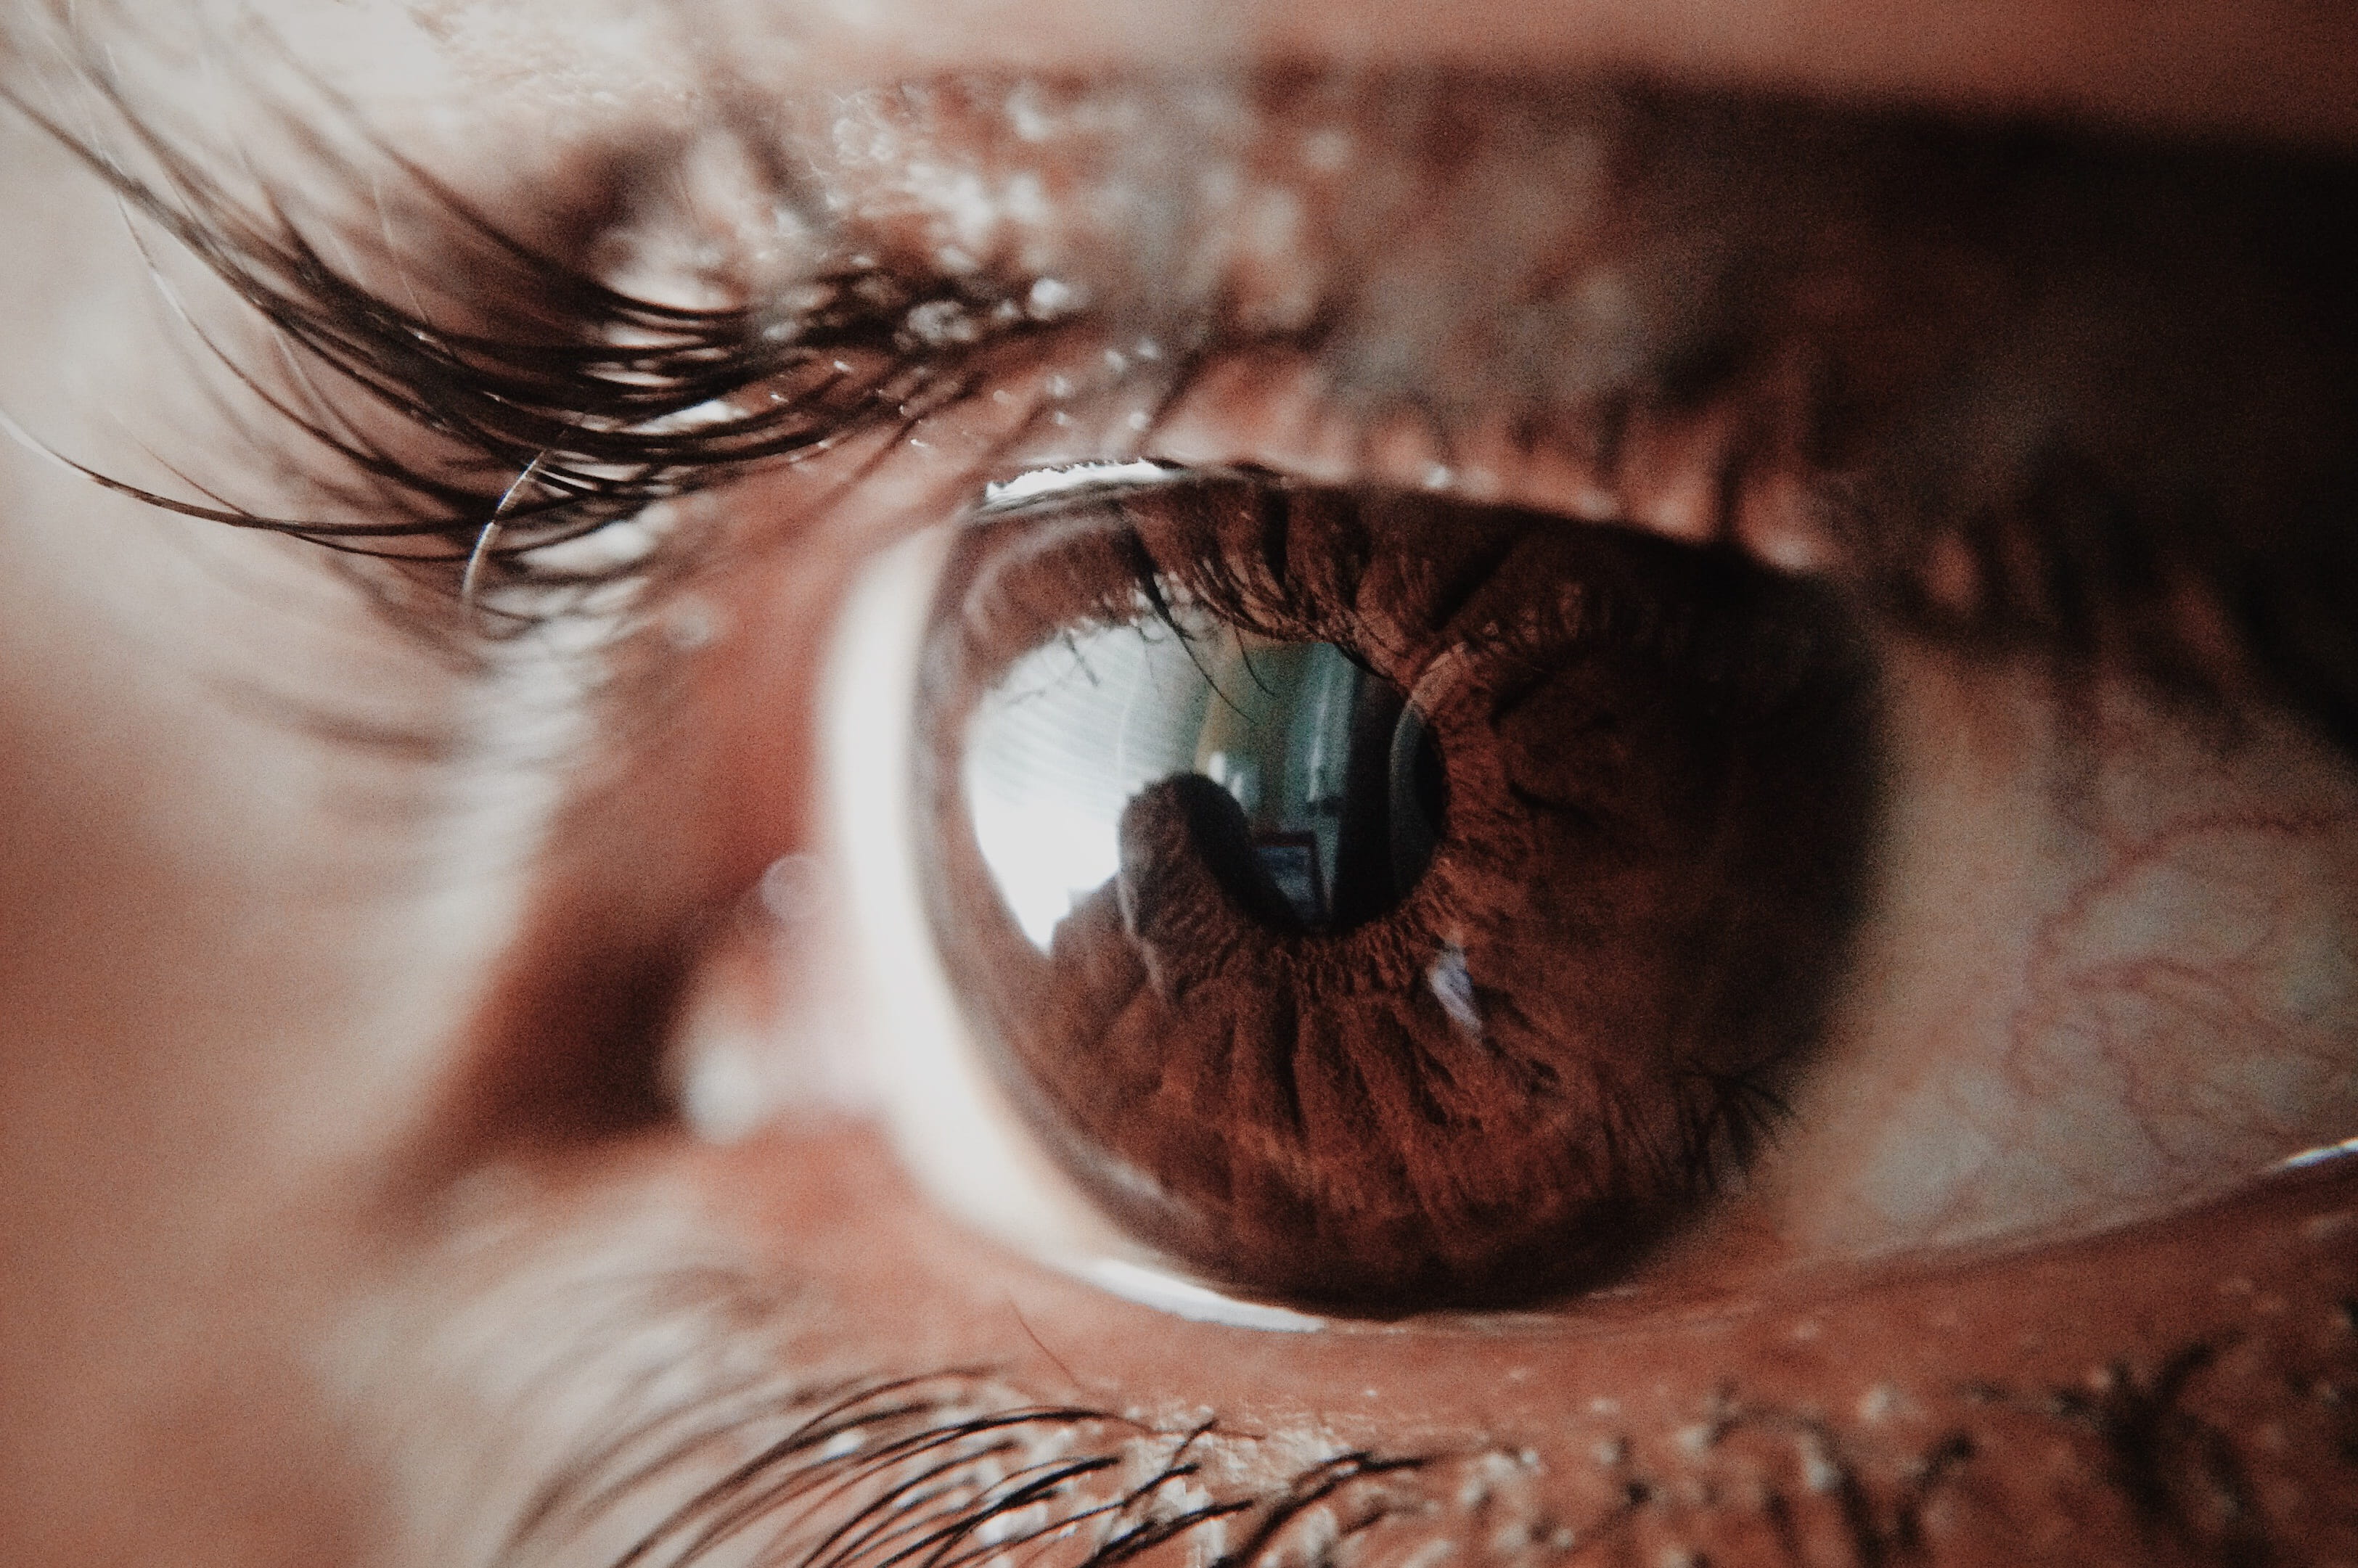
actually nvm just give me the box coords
[479,1263,2317,1568]
[507,1358,1428,1568]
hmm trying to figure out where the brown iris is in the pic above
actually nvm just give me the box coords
[914,473,1880,1310]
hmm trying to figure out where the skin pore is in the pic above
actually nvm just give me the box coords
[1,2,2356,1566]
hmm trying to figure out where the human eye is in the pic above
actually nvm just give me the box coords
[832,445,2358,1311]
[7,12,2358,1568]
[605,73,2358,1563]
[840,467,1880,1310]
[782,75,2358,1329]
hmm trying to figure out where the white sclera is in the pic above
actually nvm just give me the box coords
[823,526,1138,1267]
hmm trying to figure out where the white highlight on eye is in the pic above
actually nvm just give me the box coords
[965,616,1211,948]
[981,459,1179,509]
[1071,1260,1326,1333]
[2277,1134,2358,1172]
[1428,945,1482,1036]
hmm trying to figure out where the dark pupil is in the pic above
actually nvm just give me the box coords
[1177,644,1441,932]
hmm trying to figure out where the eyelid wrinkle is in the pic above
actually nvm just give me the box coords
[11,42,2358,753]
[1,46,1084,626]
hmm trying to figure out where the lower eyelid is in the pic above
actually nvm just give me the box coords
[379,1102,2358,1568]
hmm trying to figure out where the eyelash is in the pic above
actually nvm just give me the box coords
[11,53,2358,768]
[482,1260,2272,1568]
[5,66,1154,649]
[515,1364,1422,1568]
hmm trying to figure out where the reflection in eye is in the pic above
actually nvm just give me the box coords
[960,570,1444,942]
[907,467,1881,1309]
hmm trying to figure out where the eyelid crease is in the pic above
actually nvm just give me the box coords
[13,36,2358,763]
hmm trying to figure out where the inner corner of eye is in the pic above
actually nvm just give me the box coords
[857,469,1888,1314]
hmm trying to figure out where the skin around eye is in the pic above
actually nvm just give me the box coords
[7,7,2358,1567]
[905,471,1880,1309]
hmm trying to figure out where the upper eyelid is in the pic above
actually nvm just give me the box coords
[1,57,1061,602]
[16,52,2358,745]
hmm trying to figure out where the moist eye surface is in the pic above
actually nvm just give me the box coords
[912,472,1883,1310]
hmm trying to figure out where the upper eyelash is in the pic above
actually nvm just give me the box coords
[0,62,1106,636]
[10,38,2358,758]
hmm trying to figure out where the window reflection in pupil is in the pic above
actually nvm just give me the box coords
[918,476,1880,1310]
[975,629,1441,936]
